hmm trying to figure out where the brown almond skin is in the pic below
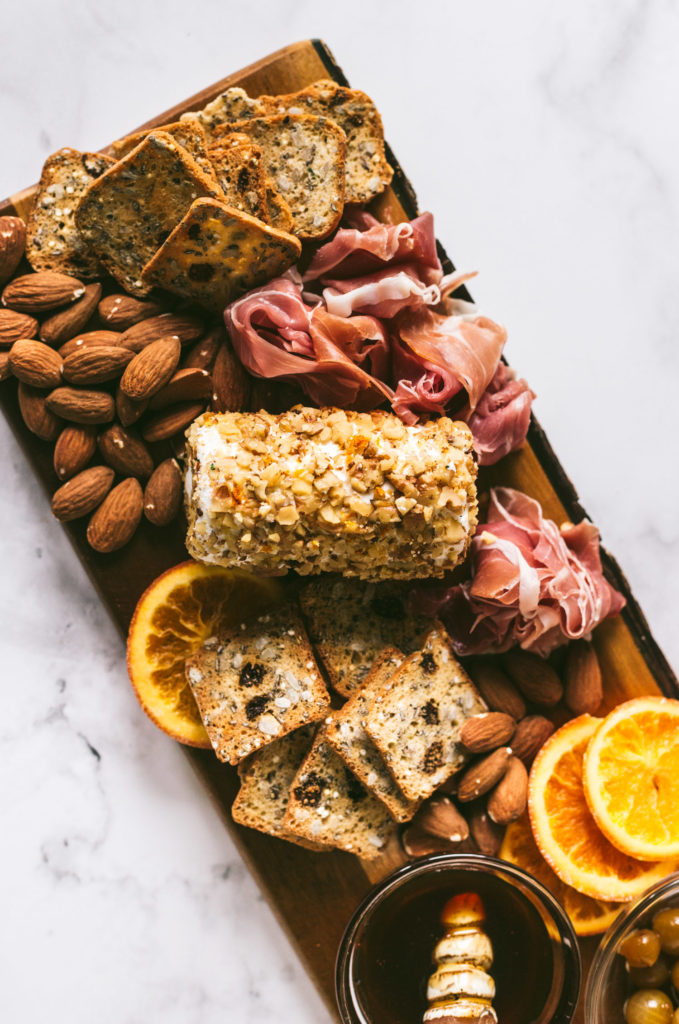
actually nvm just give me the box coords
[510,715,555,764]
[141,401,205,443]
[468,661,527,721]
[120,313,204,352]
[98,424,153,479]
[0,216,26,286]
[460,712,516,754]
[115,384,148,427]
[59,329,123,359]
[62,345,134,385]
[120,336,181,400]
[53,425,97,481]
[402,828,473,859]
[211,338,251,412]
[182,328,221,371]
[17,383,62,440]
[46,387,115,424]
[87,478,143,553]
[468,803,505,857]
[502,650,564,708]
[456,747,512,803]
[9,338,63,388]
[39,282,102,346]
[143,458,183,526]
[148,367,212,409]
[98,293,166,330]
[51,465,115,521]
[2,271,85,313]
[0,309,38,348]
[487,756,528,825]
[0,351,11,381]
[410,795,469,843]
[564,641,603,715]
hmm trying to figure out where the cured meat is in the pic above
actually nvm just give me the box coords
[323,264,442,319]
[466,362,535,465]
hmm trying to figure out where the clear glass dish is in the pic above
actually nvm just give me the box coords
[335,853,581,1024]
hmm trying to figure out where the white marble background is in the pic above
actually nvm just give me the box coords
[1,1,678,1021]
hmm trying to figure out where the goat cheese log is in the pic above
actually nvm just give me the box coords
[184,406,478,581]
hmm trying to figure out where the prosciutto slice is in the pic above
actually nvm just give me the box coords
[419,487,625,656]
[466,362,536,465]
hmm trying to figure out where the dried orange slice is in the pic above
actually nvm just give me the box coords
[127,561,282,747]
[583,696,679,862]
[500,814,621,936]
[528,715,677,902]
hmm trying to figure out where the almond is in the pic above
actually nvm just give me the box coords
[460,712,516,754]
[401,795,471,857]
[53,425,97,481]
[143,458,183,526]
[487,756,528,825]
[468,661,526,721]
[62,345,134,385]
[120,336,181,400]
[17,383,62,440]
[456,746,512,803]
[46,387,115,424]
[0,309,38,348]
[141,401,205,443]
[59,329,123,359]
[86,477,143,553]
[564,641,603,715]
[120,313,203,352]
[2,271,85,313]
[468,805,504,857]
[39,282,102,347]
[502,650,564,707]
[182,327,221,371]
[115,384,148,427]
[9,338,63,388]
[0,352,11,381]
[0,216,26,285]
[510,715,555,765]
[211,338,251,412]
[148,367,212,409]
[51,465,114,521]
[98,293,166,330]
[98,424,153,478]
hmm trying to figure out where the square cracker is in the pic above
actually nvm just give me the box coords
[74,130,221,296]
[205,134,270,222]
[141,197,301,312]
[185,606,331,765]
[110,117,221,188]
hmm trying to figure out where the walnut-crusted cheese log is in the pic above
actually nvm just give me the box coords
[184,406,478,581]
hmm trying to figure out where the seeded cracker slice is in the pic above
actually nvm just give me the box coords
[141,198,301,312]
[206,134,270,222]
[182,87,265,137]
[299,578,434,698]
[212,114,346,240]
[283,727,396,859]
[74,131,222,296]
[110,117,221,189]
[325,649,419,823]
[364,629,487,803]
[185,607,331,765]
[264,184,294,233]
[25,148,115,278]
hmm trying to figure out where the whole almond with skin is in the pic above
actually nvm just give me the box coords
[17,383,62,440]
[98,424,153,479]
[0,352,11,381]
[468,804,505,857]
[460,712,516,754]
[502,650,564,707]
[0,309,38,348]
[9,339,63,388]
[141,401,205,443]
[143,458,183,526]
[564,641,603,714]
[59,329,122,359]
[148,367,212,409]
[98,293,166,330]
[487,756,528,825]
[120,336,181,400]
[40,282,102,346]
[120,313,204,352]
[62,345,134,385]
[411,795,470,842]
[115,384,148,427]
[87,477,143,553]
[456,746,512,803]
[51,465,114,521]
[468,661,526,721]
[46,387,115,424]
[211,338,251,412]
[2,271,85,313]
[183,328,221,371]
[53,425,97,480]
[510,715,555,764]
[0,216,26,285]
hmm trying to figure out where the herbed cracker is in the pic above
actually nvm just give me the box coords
[206,135,269,221]
[111,117,221,188]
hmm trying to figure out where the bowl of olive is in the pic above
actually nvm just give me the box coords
[585,873,679,1023]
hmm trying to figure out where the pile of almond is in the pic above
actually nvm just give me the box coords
[0,215,247,553]
[402,641,603,857]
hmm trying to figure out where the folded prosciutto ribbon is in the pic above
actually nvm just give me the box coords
[418,487,625,657]
[224,211,535,464]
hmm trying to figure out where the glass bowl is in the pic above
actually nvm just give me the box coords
[585,872,679,1022]
[335,853,581,1024]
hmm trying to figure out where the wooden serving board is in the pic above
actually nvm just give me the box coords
[2,39,677,1023]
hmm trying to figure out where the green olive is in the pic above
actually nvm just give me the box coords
[621,930,663,968]
[653,908,679,956]
[624,990,674,1024]
[628,957,670,988]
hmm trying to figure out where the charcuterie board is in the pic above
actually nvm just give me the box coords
[2,39,677,1023]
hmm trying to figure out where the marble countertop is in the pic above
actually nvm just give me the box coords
[2,2,678,1021]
